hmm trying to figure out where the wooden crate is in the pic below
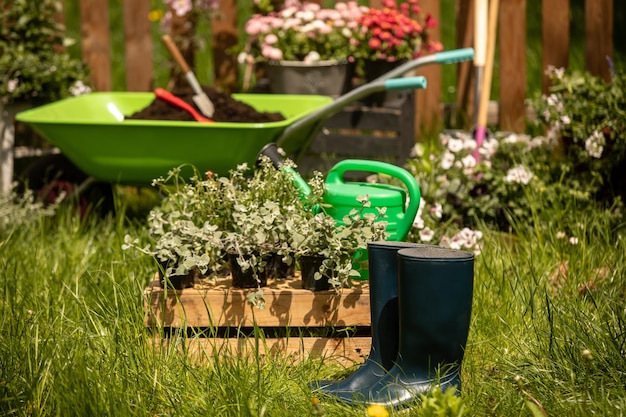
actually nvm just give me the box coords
[144,273,372,365]
[298,91,416,177]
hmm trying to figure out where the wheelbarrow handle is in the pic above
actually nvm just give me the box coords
[372,48,475,82]
[275,48,474,159]
[384,76,427,91]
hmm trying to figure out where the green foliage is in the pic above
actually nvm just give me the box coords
[0,0,91,105]
[0,186,56,238]
[416,387,467,417]
[123,157,387,294]
[531,65,626,202]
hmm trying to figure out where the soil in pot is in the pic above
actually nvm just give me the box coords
[127,86,286,123]
[299,255,332,291]
[228,252,269,288]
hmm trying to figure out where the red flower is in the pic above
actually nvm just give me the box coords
[368,38,382,50]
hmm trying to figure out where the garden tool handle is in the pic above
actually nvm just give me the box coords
[325,160,421,235]
[154,88,213,123]
[384,76,427,91]
[162,35,191,74]
[434,48,475,65]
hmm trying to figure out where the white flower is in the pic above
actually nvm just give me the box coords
[447,138,463,153]
[440,151,455,170]
[430,202,442,219]
[419,227,434,242]
[585,130,605,159]
[69,80,91,96]
[461,154,476,169]
[479,137,499,159]
[569,236,579,245]
[7,78,18,93]
[303,51,321,62]
[412,213,424,229]
[503,165,533,185]
[556,231,566,239]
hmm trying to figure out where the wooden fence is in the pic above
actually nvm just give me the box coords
[67,0,614,134]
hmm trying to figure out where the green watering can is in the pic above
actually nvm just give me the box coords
[322,159,421,280]
[259,145,421,280]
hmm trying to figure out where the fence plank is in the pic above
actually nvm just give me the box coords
[415,0,442,133]
[211,0,238,92]
[542,0,569,92]
[498,0,526,132]
[79,0,112,92]
[455,0,475,126]
[585,0,613,81]
[123,0,153,92]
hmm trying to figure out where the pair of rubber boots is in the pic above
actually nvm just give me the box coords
[309,241,474,408]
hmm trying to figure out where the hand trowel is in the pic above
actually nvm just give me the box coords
[162,34,215,118]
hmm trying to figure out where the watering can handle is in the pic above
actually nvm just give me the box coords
[325,160,421,238]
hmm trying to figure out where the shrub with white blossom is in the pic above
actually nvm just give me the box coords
[405,130,590,250]
[532,64,626,202]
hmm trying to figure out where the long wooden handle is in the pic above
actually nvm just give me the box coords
[477,0,499,128]
[162,34,190,74]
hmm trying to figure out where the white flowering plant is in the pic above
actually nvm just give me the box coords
[243,0,365,63]
[0,0,91,105]
[405,130,567,253]
[532,64,626,202]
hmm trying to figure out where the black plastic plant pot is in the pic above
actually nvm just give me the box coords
[269,253,296,279]
[228,253,269,288]
[157,260,195,290]
[300,255,332,291]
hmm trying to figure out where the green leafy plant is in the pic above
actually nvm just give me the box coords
[0,185,56,237]
[288,194,389,288]
[532,65,626,202]
[416,386,468,416]
[0,0,91,105]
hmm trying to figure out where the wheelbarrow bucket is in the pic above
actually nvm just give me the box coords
[16,93,334,184]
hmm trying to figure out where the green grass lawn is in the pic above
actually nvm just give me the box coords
[1,183,625,416]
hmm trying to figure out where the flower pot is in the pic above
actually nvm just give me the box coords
[268,253,296,279]
[157,260,195,290]
[228,252,269,288]
[266,60,351,96]
[299,255,332,291]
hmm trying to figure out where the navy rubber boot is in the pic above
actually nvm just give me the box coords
[309,241,428,394]
[335,245,474,407]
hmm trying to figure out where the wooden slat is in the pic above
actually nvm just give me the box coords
[79,0,112,92]
[455,0,475,127]
[211,0,238,92]
[145,276,371,328]
[585,0,614,81]
[542,0,570,92]
[152,336,372,366]
[498,0,527,133]
[415,0,442,132]
[123,0,153,91]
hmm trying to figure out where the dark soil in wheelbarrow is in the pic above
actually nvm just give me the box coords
[127,86,286,123]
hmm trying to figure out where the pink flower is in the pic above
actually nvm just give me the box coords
[265,33,278,44]
[262,45,283,60]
